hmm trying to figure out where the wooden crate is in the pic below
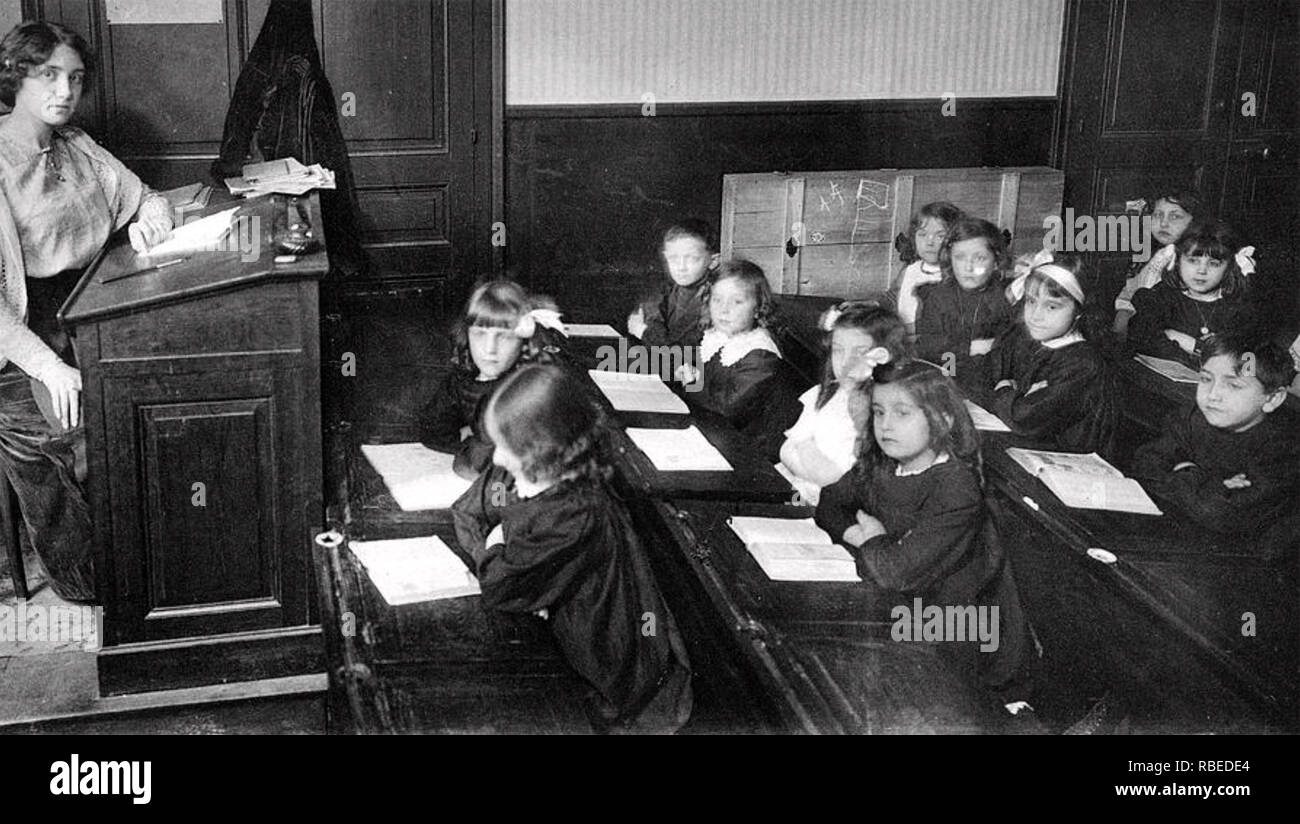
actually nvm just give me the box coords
[721,167,1064,298]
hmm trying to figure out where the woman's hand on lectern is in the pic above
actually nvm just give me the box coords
[129,212,172,252]
[42,361,83,430]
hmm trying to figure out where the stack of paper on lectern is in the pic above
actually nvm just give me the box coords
[587,369,688,414]
[225,157,337,197]
[964,400,1011,432]
[1134,354,1200,384]
[626,425,732,471]
[360,443,474,511]
[728,516,861,582]
[349,535,480,606]
[1005,447,1162,515]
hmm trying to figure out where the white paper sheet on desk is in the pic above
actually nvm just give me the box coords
[140,207,240,257]
[564,323,622,338]
[587,369,688,414]
[965,400,1011,432]
[349,535,480,606]
[360,443,474,511]
[728,516,834,546]
[1134,354,1200,384]
[727,516,860,582]
[626,425,732,472]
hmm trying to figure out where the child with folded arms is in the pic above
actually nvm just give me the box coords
[1130,329,1300,552]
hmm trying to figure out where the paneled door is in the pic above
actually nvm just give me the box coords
[1058,0,1300,325]
[27,0,497,289]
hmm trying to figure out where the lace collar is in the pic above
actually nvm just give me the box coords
[700,326,781,366]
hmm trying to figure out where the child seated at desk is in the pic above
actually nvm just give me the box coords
[677,258,803,462]
[1130,330,1300,549]
[1129,220,1255,370]
[913,217,1014,390]
[778,302,908,505]
[982,252,1117,459]
[451,364,693,733]
[1112,188,1202,338]
[886,200,965,336]
[627,218,718,348]
[814,361,1037,712]
[419,279,564,479]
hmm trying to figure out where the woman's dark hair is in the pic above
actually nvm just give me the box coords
[0,21,92,108]
[1160,219,1250,298]
[816,302,910,409]
[1014,252,1108,343]
[894,201,965,264]
[854,359,982,481]
[703,257,781,332]
[449,278,561,374]
[937,217,1009,288]
[483,364,611,485]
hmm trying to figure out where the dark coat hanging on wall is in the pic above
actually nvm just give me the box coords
[212,0,366,277]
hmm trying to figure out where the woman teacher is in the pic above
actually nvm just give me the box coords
[0,21,172,601]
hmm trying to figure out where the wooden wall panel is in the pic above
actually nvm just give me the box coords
[1106,0,1223,133]
[506,100,1056,320]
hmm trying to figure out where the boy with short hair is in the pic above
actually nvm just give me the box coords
[1131,329,1300,549]
[627,218,718,347]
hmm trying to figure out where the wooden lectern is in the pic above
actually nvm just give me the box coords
[60,193,328,695]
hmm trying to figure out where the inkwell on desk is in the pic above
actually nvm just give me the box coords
[273,194,322,262]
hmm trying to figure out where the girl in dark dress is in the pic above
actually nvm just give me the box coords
[981,253,1118,460]
[913,217,1014,391]
[1129,220,1254,370]
[451,365,693,733]
[419,279,565,479]
[677,258,803,462]
[815,360,1037,712]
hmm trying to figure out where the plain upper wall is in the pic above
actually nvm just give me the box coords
[507,0,1065,104]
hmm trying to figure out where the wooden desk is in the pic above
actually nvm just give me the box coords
[567,333,796,503]
[632,499,1009,733]
[311,521,590,734]
[62,193,328,695]
[980,435,1298,730]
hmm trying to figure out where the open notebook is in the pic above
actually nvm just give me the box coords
[728,516,861,582]
[626,425,732,472]
[1005,447,1162,515]
[587,369,689,414]
[349,535,480,606]
[360,443,474,510]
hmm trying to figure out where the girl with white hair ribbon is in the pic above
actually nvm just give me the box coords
[981,253,1118,459]
[777,302,909,506]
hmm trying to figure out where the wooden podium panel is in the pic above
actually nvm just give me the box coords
[61,194,329,695]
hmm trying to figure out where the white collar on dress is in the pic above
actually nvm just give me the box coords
[1040,330,1085,350]
[700,326,782,366]
[895,451,951,477]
